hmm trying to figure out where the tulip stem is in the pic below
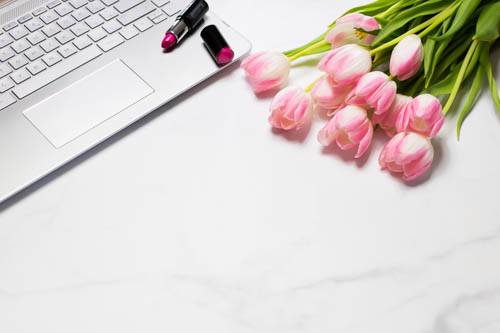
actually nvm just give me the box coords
[288,40,330,62]
[370,1,461,56]
[442,40,479,116]
[375,0,404,20]
[305,75,325,92]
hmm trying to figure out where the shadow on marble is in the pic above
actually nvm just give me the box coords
[0,62,241,214]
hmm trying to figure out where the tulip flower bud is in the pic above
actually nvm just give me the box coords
[345,71,397,115]
[318,44,372,86]
[396,94,444,138]
[268,86,313,130]
[379,132,434,181]
[325,13,381,49]
[241,51,291,94]
[390,34,424,81]
[317,105,373,158]
[310,75,352,113]
[373,94,413,137]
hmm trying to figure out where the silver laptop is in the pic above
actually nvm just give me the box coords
[0,0,251,203]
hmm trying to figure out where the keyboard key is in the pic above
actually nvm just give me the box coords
[152,0,169,7]
[0,34,13,48]
[42,23,61,37]
[151,12,167,23]
[100,7,119,20]
[0,93,16,110]
[26,60,47,75]
[55,3,73,16]
[0,64,13,78]
[97,33,124,51]
[11,39,31,53]
[134,17,152,31]
[69,0,88,9]
[47,0,62,9]
[42,51,62,66]
[40,11,59,24]
[25,46,44,61]
[58,43,77,58]
[18,14,33,24]
[118,2,155,26]
[101,0,119,5]
[147,10,162,20]
[85,15,104,28]
[57,15,76,29]
[102,19,121,33]
[25,18,44,32]
[0,47,15,61]
[114,0,145,13]
[72,7,91,21]
[10,69,30,84]
[40,38,59,52]
[119,25,138,39]
[9,55,28,69]
[163,0,183,16]
[9,26,29,40]
[87,27,106,41]
[0,78,14,93]
[13,45,102,99]
[70,22,90,36]
[55,30,75,44]
[87,1,105,14]
[32,7,48,16]
[73,35,92,49]
[3,21,18,32]
[27,31,46,45]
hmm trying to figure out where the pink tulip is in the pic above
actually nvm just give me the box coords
[325,13,381,49]
[379,132,434,181]
[268,86,313,130]
[396,94,444,138]
[372,94,413,137]
[318,44,372,86]
[317,105,373,158]
[241,51,291,94]
[390,34,424,81]
[310,75,352,113]
[345,71,397,115]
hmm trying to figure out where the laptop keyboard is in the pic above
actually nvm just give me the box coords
[0,0,186,111]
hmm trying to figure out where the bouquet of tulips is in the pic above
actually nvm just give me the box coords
[241,0,500,181]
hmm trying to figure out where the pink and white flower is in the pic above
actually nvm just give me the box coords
[396,94,444,138]
[390,34,424,81]
[345,71,397,115]
[318,44,372,86]
[325,13,381,49]
[379,132,434,181]
[317,105,373,158]
[373,94,413,137]
[310,75,352,113]
[241,51,291,94]
[268,86,313,130]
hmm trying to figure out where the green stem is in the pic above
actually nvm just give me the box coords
[375,0,403,19]
[288,40,330,62]
[283,31,329,57]
[305,75,325,92]
[442,40,479,115]
[370,1,461,55]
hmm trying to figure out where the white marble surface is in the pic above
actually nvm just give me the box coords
[1,0,500,332]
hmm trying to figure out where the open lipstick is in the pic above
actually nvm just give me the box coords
[161,0,209,51]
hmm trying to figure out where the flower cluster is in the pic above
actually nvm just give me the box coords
[241,0,500,182]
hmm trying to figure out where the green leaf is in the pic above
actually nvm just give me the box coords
[433,37,472,79]
[424,37,436,80]
[425,16,453,87]
[371,0,451,46]
[457,67,483,139]
[433,0,482,41]
[283,32,327,57]
[479,43,500,114]
[474,2,500,42]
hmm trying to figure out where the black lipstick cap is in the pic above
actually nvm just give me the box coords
[180,0,209,29]
[201,25,234,66]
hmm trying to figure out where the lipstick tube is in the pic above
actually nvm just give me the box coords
[161,0,209,50]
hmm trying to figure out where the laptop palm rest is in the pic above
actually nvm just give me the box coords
[23,59,154,149]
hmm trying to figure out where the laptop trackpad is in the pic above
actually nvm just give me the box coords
[24,59,154,148]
